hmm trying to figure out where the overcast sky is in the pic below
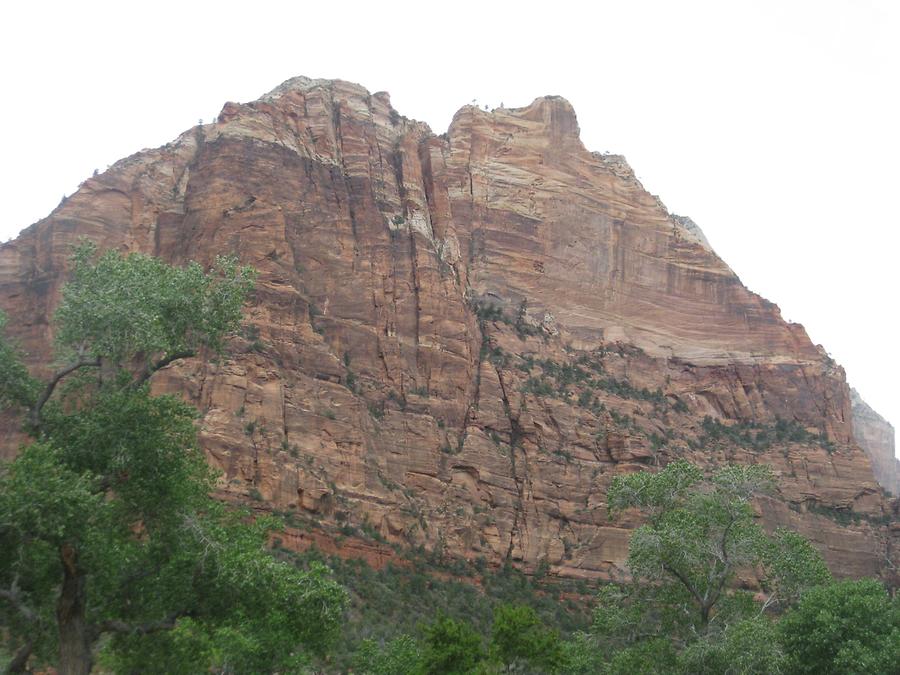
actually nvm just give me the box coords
[2,1,897,452]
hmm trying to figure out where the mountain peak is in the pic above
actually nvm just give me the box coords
[515,95,580,139]
[261,75,369,101]
[2,75,894,585]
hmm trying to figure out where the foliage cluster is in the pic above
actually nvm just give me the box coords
[695,416,834,453]
[353,604,564,675]
[471,300,541,340]
[516,353,665,407]
[279,546,591,671]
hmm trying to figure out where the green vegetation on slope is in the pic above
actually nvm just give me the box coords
[276,545,592,671]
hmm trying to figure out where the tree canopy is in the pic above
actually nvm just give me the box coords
[573,459,837,673]
[777,578,900,675]
[607,460,830,630]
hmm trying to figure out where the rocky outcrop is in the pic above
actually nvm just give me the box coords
[1,76,897,584]
[851,389,899,496]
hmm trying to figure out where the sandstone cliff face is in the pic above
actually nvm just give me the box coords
[1,76,896,584]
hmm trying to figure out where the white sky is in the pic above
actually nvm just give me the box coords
[1,1,897,452]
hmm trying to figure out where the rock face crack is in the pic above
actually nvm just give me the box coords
[408,230,422,369]
[486,338,527,562]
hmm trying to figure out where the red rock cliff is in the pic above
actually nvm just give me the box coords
[1,76,896,583]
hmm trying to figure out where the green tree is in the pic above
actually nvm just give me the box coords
[421,615,485,675]
[0,244,347,674]
[607,460,829,631]
[590,582,700,654]
[558,632,607,675]
[354,634,424,675]
[586,586,787,674]
[677,615,785,674]
[0,312,38,411]
[759,527,831,612]
[489,603,563,673]
[603,637,677,675]
[777,578,900,675]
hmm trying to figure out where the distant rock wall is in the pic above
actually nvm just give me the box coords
[851,389,899,495]
[1,76,896,584]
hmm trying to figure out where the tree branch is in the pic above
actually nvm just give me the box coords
[95,610,193,637]
[29,359,101,429]
[662,562,704,609]
[759,590,778,615]
[705,569,731,619]
[132,350,195,388]
[0,580,37,624]
[3,636,33,675]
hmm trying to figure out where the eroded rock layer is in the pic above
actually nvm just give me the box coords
[1,76,897,584]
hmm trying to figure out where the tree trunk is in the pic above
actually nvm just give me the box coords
[57,544,92,675]
[4,637,33,674]
[699,603,711,629]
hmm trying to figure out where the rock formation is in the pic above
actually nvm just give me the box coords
[1,76,897,584]
[851,389,899,496]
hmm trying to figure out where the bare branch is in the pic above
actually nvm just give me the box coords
[663,562,704,609]
[95,610,192,637]
[29,359,101,429]
[759,591,778,615]
[0,586,37,624]
[132,350,195,388]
